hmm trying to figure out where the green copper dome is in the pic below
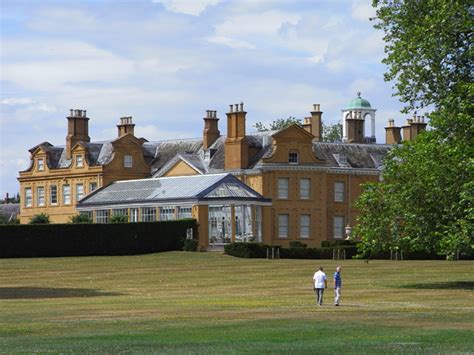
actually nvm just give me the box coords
[346,92,371,109]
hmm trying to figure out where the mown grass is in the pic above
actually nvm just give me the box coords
[0,252,473,353]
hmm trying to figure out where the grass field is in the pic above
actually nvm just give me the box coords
[0,252,473,353]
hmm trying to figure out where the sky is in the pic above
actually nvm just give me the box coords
[0,0,410,197]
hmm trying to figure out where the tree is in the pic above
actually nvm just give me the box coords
[355,1,473,259]
[70,213,93,224]
[322,123,342,142]
[253,117,302,132]
[110,214,128,223]
[29,213,50,224]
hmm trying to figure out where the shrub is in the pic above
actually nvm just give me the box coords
[29,213,50,224]
[183,239,198,252]
[289,241,307,248]
[321,240,356,248]
[70,214,93,224]
[109,214,128,223]
[224,243,270,258]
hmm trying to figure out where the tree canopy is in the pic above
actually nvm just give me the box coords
[355,1,473,259]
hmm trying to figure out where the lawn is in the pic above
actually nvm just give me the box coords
[0,252,473,353]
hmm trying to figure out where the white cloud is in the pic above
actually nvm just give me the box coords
[207,36,255,49]
[351,1,376,22]
[28,8,99,32]
[1,98,36,105]
[153,0,221,16]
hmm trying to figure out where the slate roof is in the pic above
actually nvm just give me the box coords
[78,173,270,207]
[24,127,391,173]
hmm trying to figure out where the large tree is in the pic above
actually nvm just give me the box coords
[355,1,473,259]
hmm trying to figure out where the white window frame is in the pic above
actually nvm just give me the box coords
[278,178,289,199]
[112,208,128,220]
[37,158,44,171]
[160,206,176,221]
[76,184,84,202]
[124,155,133,168]
[335,181,345,202]
[50,185,57,205]
[177,206,192,219]
[63,184,71,205]
[25,187,32,207]
[141,207,156,222]
[76,155,84,168]
[130,208,139,222]
[37,186,45,206]
[89,182,98,193]
[334,216,344,239]
[96,210,110,224]
[278,214,289,239]
[288,151,299,164]
[300,178,310,199]
[300,214,311,239]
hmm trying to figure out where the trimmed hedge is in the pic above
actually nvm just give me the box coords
[224,242,358,259]
[0,219,197,258]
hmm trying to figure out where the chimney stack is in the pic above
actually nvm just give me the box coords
[302,104,323,141]
[203,110,220,149]
[402,113,427,142]
[385,119,401,144]
[117,116,135,137]
[225,101,248,170]
[66,109,90,160]
[345,110,365,143]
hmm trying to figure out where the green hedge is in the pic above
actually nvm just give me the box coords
[224,243,358,259]
[0,219,197,258]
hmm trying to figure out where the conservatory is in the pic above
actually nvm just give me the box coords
[77,173,271,248]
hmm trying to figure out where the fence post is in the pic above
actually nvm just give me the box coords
[266,248,269,260]
[272,247,275,260]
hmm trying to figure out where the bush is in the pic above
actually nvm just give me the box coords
[110,214,128,223]
[70,214,93,224]
[0,219,196,258]
[321,240,356,248]
[224,243,270,258]
[29,213,50,224]
[289,241,307,248]
[183,239,198,252]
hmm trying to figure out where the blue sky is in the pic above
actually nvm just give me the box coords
[1,0,410,196]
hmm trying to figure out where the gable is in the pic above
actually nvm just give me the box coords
[163,160,200,177]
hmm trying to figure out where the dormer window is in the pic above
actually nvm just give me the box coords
[76,155,84,168]
[288,151,299,164]
[37,158,44,171]
[124,155,133,168]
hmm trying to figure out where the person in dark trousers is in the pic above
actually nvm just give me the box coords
[312,266,327,306]
[334,266,342,306]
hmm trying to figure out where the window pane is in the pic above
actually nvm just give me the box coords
[278,178,289,199]
[130,208,138,222]
[76,184,84,202]
[63,185,71,205]
[141,207,156,222]
[124,155,133,168]
[160,206,175,221]
[25,188,32,207]
[278,214,289,238]
[334,216,344,239]
[50,185,57,205]
[288,151,299,164]
[113,208,128,219]
[300,178,310,199]
[37,159,44,171]
[37,187,45,206]
[177,206,192,219]
[335,182,345,202]
[255,205,262,242]
[300,214,310,238]
[89,182,98,192]
[76,155,84,167]
[96,210,110,224]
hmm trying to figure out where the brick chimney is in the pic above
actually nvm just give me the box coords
[345,111,365,143]
[117,116,135,137]
[203,110,220,149]
[402,114,427,142]
[225,102,248,170]
[385,119,401,144]
[302,104,323,141]
[66,109,90,160]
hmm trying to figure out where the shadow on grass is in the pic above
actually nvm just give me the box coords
[0,287,123,299]
[400,281,474,290]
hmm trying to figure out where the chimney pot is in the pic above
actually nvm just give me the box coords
[70,109,73,116]
[240,102,244,112]
[235,103,239,112]
[229,104,233,113]
[313,104,320,111]
[84,110,87,117]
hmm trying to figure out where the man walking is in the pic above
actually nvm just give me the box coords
[334,266,342,306]
[312,266,327,306]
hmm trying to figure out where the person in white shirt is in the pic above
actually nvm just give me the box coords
[312,266,327,306]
